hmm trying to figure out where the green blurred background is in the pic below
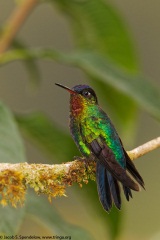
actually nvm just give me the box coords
[0,0,160,240]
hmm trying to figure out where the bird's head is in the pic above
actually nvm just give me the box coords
[55,83,98,116]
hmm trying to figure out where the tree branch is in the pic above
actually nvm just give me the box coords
[0,137,159,207]
[127,136,160,160]
[0,0,38,54]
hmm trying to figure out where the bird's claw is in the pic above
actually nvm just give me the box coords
[73,156,90,171]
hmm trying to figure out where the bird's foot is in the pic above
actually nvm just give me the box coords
[83,158,90,171]
[73,156,90,170]
[73,156,95,173]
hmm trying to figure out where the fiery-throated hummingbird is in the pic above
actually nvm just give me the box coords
[55,83,145,212]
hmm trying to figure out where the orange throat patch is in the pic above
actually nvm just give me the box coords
[70,94,85,117]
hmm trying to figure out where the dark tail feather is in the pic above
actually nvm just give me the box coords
[107,171,121,210]
[96,161,112,212]
[123,185,133,201]
[123,149,145,189]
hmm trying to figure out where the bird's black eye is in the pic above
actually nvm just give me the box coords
[82,90,92,98]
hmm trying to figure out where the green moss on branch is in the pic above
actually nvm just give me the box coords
[0,136,159,207]
[0,160,96,207]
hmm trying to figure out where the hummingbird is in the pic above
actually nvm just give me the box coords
[55,83,145,212]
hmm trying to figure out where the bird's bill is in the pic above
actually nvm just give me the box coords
[55,83,76,94]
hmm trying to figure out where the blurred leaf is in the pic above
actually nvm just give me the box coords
[16,112,78,162]
[53,0,138,70]
[26,194,94,240]
[108,206,122,240]
[0,103,26,234]
[0,207,25,235]
[52,0,138,136]
[2,48,160,121]
[0,103,26,164]
[13,40,41,87]
[23,57,41,87]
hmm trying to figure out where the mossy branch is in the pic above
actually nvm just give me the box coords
[0,137,159,207]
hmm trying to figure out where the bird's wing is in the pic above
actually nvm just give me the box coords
[96,161,112,211]
[81,115,140,191]
[90,138,139,191]
[123,148,145,189]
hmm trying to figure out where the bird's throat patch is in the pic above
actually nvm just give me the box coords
[70,95,85,117]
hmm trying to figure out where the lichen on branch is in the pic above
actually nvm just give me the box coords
[0,137,159,207]
[0,160,95,207]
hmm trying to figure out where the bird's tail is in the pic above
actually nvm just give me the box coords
[96,150,145,212]
[123,185,132,201]
[96,161,121,212]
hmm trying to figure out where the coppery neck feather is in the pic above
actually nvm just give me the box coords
[70,94,85,117]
